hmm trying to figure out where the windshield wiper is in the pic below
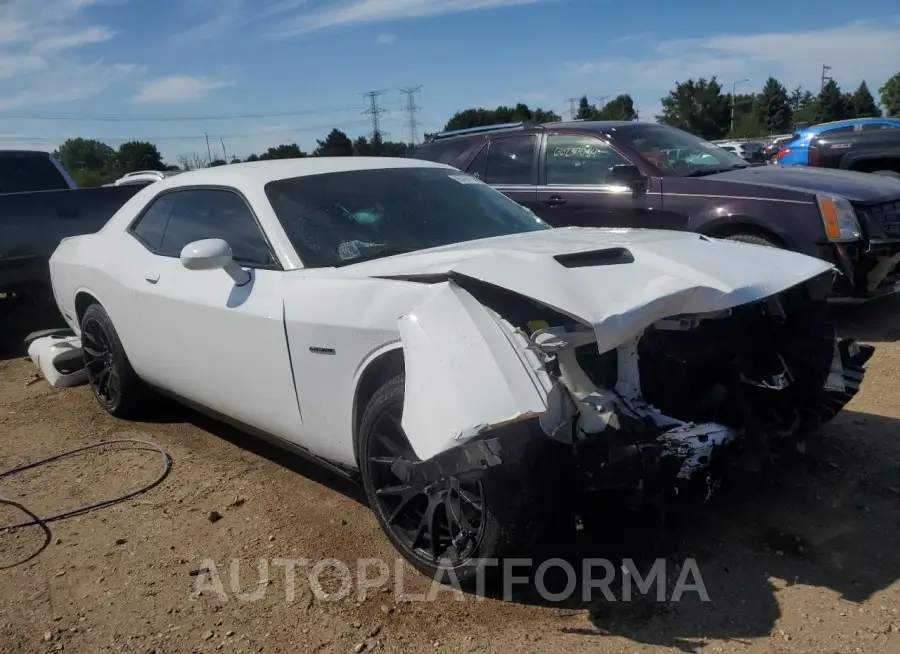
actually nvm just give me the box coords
[332,245,420,267]
[683,164,750,177]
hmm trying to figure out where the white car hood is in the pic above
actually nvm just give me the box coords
[338,227,834,355]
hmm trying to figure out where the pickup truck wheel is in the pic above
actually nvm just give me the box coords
[724,233,783,249]
[80,303,145,419]
[871,170,900,179]
[358,374,570,588]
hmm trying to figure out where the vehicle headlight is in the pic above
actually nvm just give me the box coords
[816,194,861,242]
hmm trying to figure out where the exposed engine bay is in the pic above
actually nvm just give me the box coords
[394,272,874,501]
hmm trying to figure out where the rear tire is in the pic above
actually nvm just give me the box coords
[871,170,900,179]
[80,303,146,418]
[357,374,571,587]
[724,232,784,249]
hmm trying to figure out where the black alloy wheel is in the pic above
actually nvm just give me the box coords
[81,314,120,408]
[365,400,487,567]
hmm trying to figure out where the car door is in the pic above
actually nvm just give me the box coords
[128,187,305,443]
[474,134,540,214]
[534,132,661,228]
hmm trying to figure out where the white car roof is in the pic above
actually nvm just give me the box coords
[153,157,452,191]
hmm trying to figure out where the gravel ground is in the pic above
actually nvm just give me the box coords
[1,296,899,654]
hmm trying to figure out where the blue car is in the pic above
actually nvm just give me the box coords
[776,117,900,166]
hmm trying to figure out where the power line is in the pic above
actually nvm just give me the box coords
[566,97,580,119]
[362,90,389,140]
[399,85,423,146]
[0,118,375,144]
[0,103,402,123]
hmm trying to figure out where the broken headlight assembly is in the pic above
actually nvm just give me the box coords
[816,194,861,243]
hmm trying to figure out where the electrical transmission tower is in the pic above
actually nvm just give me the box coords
[362,90,389,140]
[566,97,580,120]
[399,85,423,145]
[820,64,832,92]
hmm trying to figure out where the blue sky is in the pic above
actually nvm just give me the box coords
[1,0,899,164]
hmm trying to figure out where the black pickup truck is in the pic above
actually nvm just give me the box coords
[414,120,900,302]
[807,127,900,179]
[0,151,143,299]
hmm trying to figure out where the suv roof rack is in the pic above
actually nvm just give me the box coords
[428,121,531,141]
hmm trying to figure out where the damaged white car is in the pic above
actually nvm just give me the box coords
[45,158,873,583]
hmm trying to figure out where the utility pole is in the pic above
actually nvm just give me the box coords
[220,139,228,162]
[820,64,832,92]
[566,97,580,120]
[730,78,749,135]
[205,133,212,166]
[362,90,389,141]
[399,85,423,146]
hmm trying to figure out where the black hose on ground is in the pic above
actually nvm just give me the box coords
[0,439,172,531]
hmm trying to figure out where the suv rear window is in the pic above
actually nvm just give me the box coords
[412,138,482,166]
[0,154,70,194]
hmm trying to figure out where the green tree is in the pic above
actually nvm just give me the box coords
[117,141,164,173]
[657,77,730,140]
[53,138,118,187]
[258,143,307,160]
[815,79,851,123]
[442,103,560,131]
[880,72,900,116]
[755,77,793,134]
[849,81,880,118]
[208,159,227,167]
[597,94,638,121]
[313,129,354,156]
[576,96,600,120]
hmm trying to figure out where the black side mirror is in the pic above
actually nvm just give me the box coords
[608,164,647,190]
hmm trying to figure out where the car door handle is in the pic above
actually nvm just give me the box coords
[543,195,567,207]
[144,273,160,284]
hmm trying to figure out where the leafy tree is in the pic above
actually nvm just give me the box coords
[208,159,227,167]
[245,153,260,162]
[755,77,793,134]
[443,103,560,131]
[313,129,353,157]
[657,77,730,140]
[229,157,241,164]
[117,141,164,173]
[258,143,307,160]
[816,79,851,123]
[54,138,116,175]
[599,94,637,121]
[576,96,599,120]
[849,81,880,118]
[880,72,900,116]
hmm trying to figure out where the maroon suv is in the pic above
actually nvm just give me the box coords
[413,121,900,302]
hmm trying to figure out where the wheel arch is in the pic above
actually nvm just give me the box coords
[697,219,792,249]
[74,289,102,327]
[351,344,406,465]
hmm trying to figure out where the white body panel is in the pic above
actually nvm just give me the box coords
[47,158,836,469]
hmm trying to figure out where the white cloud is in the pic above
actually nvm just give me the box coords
[0,0,143,110]
[133,75,236,103]
[376,33,396,45]
[568,18,900,115]
[266,0,547,37]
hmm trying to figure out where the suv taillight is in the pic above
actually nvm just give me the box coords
[776,147,792,161]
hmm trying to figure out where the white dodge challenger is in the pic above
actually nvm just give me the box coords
[47,157,873,582]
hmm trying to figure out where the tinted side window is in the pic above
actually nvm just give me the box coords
[158,189,274,267]
[545,134,631,185]
[484,135,536,185]
[0,155,70,193]
[860,123,898,131]
[413,138,480,166]
[823,125,855,135]
[132,194,175,251]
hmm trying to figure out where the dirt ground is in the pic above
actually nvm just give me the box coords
[1,295,899,654]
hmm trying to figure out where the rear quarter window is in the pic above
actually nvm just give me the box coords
[412,138,482,168]
[0,154,70,193]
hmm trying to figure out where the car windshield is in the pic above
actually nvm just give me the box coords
[264,166,550,268]
[613,124,750,176]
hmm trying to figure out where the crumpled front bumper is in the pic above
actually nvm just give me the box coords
[395,279,873,492]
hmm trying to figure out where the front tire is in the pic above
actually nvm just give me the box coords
[357,374,570,587]
[80,303,146,418]
[724,232,783,249]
